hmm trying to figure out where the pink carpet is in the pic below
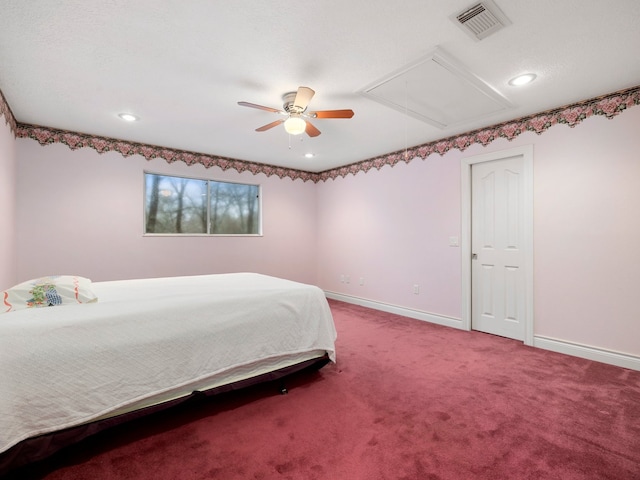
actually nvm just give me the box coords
[10,299,640,479]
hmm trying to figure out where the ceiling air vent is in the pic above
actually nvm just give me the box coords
[452,1,511,41]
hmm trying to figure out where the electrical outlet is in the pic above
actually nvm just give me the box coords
[359,277,364,286]
[340,275,345,283]
[413,284,420,295]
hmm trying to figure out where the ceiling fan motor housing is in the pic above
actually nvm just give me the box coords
[282,92,306,114]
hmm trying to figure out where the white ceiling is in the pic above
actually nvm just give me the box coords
[1,0,639,172]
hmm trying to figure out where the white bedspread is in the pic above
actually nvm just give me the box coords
[0,273,336,454]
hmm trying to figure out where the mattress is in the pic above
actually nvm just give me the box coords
[0,273,337,458]
[93,348,328,421]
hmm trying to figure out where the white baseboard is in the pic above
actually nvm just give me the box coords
[534,336,640,371]
[325,291,640,372]
[324,291,463,330]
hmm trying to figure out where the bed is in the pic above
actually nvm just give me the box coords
[0,273,337,474]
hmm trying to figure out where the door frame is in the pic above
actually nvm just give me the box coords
[460,145,534,345]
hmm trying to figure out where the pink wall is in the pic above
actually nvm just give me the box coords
[316,154,462,318]
[0,116,17,290]
[532,109,640,355]
[11,102,640,358]
[15,140,318,285]
[317,107,640,357]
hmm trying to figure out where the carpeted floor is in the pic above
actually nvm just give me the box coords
[9,299,640,479]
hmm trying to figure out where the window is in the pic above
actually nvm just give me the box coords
[144,173,261,235]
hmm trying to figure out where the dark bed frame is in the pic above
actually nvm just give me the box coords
[0,354,330,477]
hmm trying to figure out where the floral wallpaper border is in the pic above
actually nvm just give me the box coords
[13,125,318,183]
[1,85,639,183]
[0,89,17,135]
[317,84,640,181]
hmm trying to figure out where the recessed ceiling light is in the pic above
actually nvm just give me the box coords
[508,73,537,86]
[304,153,315,159]
[118,113,139,122]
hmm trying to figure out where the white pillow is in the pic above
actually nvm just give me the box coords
[2,275,98,314]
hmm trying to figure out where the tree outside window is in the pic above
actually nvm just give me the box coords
[144,173,260,235]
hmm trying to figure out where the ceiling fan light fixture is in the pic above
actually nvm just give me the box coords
[284,115,306,135]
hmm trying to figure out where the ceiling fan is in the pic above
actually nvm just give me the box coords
[237,86,354,137]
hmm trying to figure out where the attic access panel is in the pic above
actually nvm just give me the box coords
[359,48,513,129]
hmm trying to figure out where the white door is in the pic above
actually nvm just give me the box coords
[471,155,526,340]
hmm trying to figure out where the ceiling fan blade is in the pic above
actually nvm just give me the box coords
[238,101,283,114]
[305,121,321,137]
[294,87,315,110]
[256,119,284,132]
[311,109,355,119]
